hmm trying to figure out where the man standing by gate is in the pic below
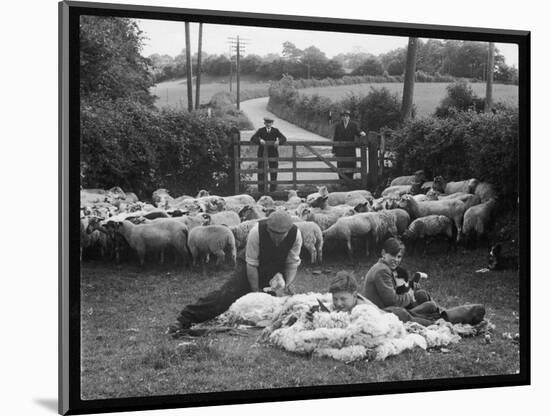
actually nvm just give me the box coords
[250,117,287,192]
[332,110,366,186]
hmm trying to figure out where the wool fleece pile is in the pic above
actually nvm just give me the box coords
[218,293,492,362]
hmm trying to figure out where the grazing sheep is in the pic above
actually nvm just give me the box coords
[229,220,260,250]
[444,178,480,195]
[239,204,266,221]
[201,210,241,226]
[381,185,412,197]
[188,225,237,268]
[385,209,411,235]
[322,212,397,260]
[294,221,324,264]
[402,215,455,254]
[390,170,426,186]
[474,182,497,203]
[462,198,498,247]
[397,194,467,242]
[112,219,189,266]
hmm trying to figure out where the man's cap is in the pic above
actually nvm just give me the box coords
[341,110,351,116]
[263,117,274,123]
[266,210,293,233]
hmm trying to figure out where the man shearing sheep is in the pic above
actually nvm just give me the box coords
[167,210,303,337]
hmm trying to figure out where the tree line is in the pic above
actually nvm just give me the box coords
[149,39,518,85]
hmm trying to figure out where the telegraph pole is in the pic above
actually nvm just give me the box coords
[228,36,248,110]
[195,23,203,110]
[185,22,193,112]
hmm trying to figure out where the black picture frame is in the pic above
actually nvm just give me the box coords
[60,1,530,414]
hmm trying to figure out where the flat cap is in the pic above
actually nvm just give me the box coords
[340,110,351,116]
[266,210,293,233]
[263,117,274,123]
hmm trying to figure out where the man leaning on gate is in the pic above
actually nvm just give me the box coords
[250,117,287,192]
[332,110,366,186]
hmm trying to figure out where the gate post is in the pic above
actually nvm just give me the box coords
[367,131,380,190]
[230,127,240,195]
[358,136,368,189]
[262,145,269,195]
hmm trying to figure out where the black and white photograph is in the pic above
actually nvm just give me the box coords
[51,0,535,414]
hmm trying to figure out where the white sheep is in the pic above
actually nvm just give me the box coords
[322,212,397,260]
[462,198,498,246]
[300,206,342,231]
[294,221,324,264]
[112,219,189,266]
[152,188,174,209]
[174,213,208,230]
[257,195,275,209]
[285,190,304,210]
[229,220,260,250]
[223,194,256,207]
[324,190,373,206]
[201,210,241,226]
[385,208,411,235]
[444,178,480,194]
[197,196,227,213]
[188,225,237,268]
[402,215,455,254]
[390,170,426,186]
[381,185,412,197]
[397,194,466,242]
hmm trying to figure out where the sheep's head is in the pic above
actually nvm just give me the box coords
[397,195,412,209]
[426,189,440,200]
[287,189,298,200]
[354,201,370,213]
[317,185,329,197]
[257,195,275,208]
[432,176,446,193]
[309,195,328,209]
[196,189,210,198]
[468,178,480,193]
[238,205,254,221]
[201,213,212,225]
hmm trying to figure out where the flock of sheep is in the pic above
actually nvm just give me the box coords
[80,171,497,269]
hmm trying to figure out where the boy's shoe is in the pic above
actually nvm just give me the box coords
[166,319,192,338]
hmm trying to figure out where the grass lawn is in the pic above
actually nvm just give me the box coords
[300,82,519,117]
[80,244,520,400]
[151,75,271,109]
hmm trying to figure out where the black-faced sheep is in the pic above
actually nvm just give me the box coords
[294,221,324,264]
[188,225,237,268]
[239,204,266,222]
[397,194,466,242]
[402,215,455,254]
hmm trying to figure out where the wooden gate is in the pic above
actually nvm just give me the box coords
[230,131,385,195]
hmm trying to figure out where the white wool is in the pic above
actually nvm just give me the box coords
[315,346,368,362]
[220,292,488,363]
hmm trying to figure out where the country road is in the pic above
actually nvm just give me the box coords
[239,97,346,188]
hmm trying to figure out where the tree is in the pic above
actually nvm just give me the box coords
[352,57,384,76]
[485,42,495,112]
[301,46,329,78]
[79,16,155,106]
[282,41,303,62]
[387,60,404,76]
[401,37,418,121]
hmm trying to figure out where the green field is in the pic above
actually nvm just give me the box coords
[151,75,271,109]
[300,82,519,117]
[80,244,519,399]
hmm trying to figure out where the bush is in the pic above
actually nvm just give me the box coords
[435,80,485,117]
[341,87,402,133]
[80,97,238,199]
[385,106,519,204]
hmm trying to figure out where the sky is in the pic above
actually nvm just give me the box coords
[136,19,519,68]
